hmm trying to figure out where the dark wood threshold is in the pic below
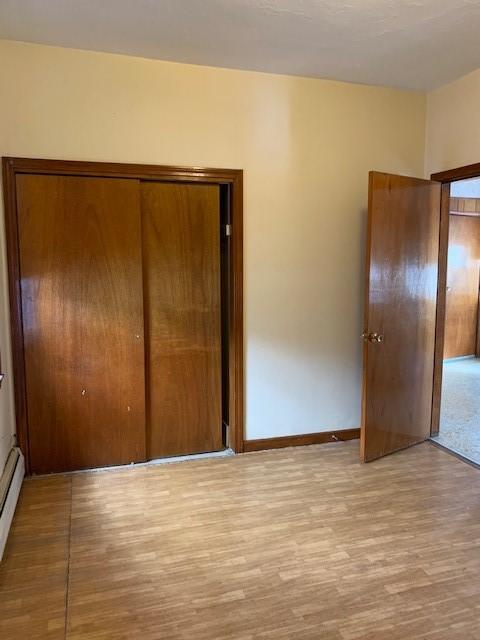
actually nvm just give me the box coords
[243,428,360,453]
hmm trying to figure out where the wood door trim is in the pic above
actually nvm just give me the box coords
[476,271,480,359]
[243,429,360,452]
[2,157,241,182]
[430,184,451,436]
[2,157,244,473]
[430,160,480,436]
[432,162,480,183]
[360,172,375,462]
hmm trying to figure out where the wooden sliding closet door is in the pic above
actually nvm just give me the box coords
[16,175,146,473]
[142,182,223,458]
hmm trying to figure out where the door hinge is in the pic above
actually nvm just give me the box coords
[225,224,232,237]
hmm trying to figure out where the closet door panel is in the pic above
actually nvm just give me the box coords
[142,182,222,458]
[17,174,146,473]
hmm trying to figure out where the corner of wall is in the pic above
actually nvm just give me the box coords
[423,90,431,179]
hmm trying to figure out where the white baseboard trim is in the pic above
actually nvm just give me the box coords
[0,448,25,561]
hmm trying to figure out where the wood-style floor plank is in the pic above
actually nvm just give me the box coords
[0,476,71,640]
[1,442,480,639]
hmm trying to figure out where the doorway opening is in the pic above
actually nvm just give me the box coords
[430,173,480,465]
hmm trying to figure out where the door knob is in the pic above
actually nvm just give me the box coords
[362,332,384,344]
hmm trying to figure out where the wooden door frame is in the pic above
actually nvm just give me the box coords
[2,157,244,474]
[430,161,480,435]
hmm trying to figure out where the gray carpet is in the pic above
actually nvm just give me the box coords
[432,357,480,464]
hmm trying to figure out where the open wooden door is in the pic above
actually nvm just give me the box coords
[361,172,441,462]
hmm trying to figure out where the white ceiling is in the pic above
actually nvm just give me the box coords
[1,0,480,91]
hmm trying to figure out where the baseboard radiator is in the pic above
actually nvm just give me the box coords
[0,448,25,561]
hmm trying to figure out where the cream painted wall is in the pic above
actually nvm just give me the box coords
[0,205,15,471]
[0,39,426,448]
[426,68,480,176]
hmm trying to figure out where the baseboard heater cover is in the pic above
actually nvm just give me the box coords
[0,447,25,561]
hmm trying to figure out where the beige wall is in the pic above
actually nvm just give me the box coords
[0,39,426,450]
[0,206,15,470]
[426,68,480,176]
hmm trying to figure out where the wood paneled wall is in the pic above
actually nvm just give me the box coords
[444,209,480,359]
[449,197,480,216]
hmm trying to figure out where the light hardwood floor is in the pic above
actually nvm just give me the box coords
[1,441,480,639]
